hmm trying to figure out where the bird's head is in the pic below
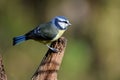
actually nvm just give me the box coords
[52,16,71,30]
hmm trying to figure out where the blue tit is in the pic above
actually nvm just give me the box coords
[13,16,71,52]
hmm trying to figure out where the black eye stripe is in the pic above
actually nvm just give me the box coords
[59,21,68,24]
[64,21,68,23]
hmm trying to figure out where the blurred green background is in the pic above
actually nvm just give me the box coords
[0,0,120,80]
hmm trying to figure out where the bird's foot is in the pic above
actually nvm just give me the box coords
[46,45,59,53]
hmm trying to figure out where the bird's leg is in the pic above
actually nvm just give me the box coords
[46,44,58,53]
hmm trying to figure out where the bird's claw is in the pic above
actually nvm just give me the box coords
[49,47,59,53]
[46,45,59,53]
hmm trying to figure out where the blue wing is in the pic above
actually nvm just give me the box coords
[26,22,58,40]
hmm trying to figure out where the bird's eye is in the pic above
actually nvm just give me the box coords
[63,21,68,24]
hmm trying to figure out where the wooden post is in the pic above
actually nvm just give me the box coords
[0,55,7,80]
[32,37,67,80]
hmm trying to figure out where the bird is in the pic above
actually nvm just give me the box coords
[13,16,71,52]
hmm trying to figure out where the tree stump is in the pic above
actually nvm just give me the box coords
[32,37,67,80]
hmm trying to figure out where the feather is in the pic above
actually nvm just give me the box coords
[13,35,27,45]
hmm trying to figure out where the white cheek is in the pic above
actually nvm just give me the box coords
[58,22,68,29]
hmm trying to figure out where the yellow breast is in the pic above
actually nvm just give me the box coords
[52,30,65,41]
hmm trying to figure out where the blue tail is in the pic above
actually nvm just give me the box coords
[13,35,27,45]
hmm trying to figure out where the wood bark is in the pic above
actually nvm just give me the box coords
[0,55,7,80]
